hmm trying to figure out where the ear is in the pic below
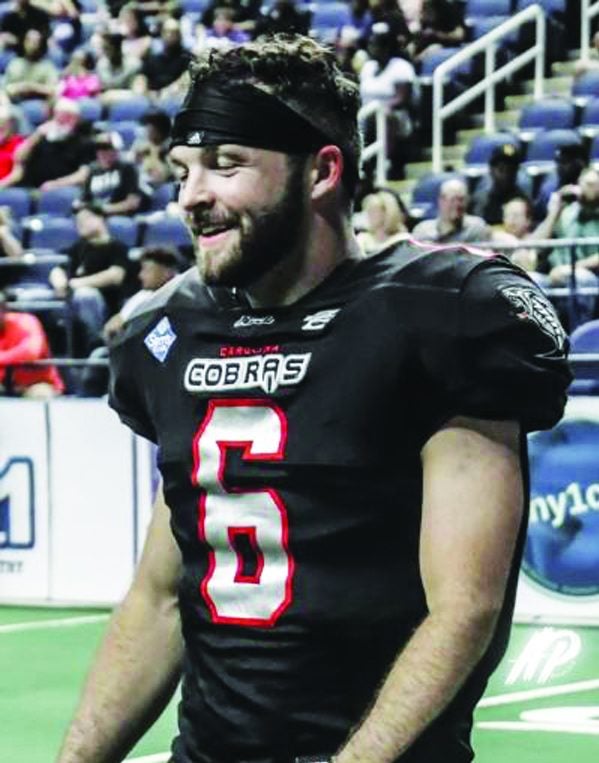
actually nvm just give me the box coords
[310,145,344,201]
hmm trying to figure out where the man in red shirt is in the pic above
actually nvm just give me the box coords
[0,289,64,397]
[0,105,24,180]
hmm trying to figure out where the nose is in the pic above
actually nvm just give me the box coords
[178,166,216,213]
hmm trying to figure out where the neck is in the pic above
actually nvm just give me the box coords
[242,209,361,309]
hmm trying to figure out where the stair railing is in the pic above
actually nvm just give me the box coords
[431,3,546,173]
[581,0,599,61]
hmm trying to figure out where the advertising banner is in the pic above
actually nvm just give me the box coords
[0,399,50,600]
[516,396,599,624]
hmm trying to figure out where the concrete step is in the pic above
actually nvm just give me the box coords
[422,143,467,162]
[495,109,521,129]
[504,93,533,110]
[404,161,434,180]
[552,59,579,77]
[456,127,487,145]
[523,75,573,96]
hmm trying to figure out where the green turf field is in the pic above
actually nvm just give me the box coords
[1,606,598,762]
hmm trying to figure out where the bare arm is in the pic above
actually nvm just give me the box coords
[335,417,523,762]
[103,193,142,216]
[41,165,89,191]
[55,486,185,763]
[0,224,23,257]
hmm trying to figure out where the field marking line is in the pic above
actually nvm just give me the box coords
[478,678,599,707]
[476,720,599,735]
[125,754,171,762]
[0,614,109,633]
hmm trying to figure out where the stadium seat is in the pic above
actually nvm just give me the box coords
[579,97,599,138]
[468,15,511,41]
[568,319,599,395]
[310,3,352,37]
[109,120,142,150]
[465,0,511,19]
[0,187,31,219]
[20,99,49,129]
[572,71,599,105]
[523,128,582,168]
[26,217,78,251]
[515,0,565,15]
[463,133,520,175]
[0,49,15,74]
[149,183,176,212]
[142,215,193,249]
[180,0,210,11]
[156,96,182,118]
[107,216,139,248]
[418,47,470,79]
[518,98,576,139]
[77,97,103,123]
[107,96,151,123]
[36,186,81,216]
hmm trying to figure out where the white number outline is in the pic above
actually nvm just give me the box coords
[191,398,295,627]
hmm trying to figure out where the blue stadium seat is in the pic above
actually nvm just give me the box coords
[310,2,351,37]
[0,187,31,219]
[515,0,565,15]
[463,133,520,172]
[518,98,576,138]
[465,0,511,18]
[568,319,599,395]
[156,96,182,118]
[579,97,599,138]
[107,96,151,123]
[36,186,81,216]
[523,128,582,166]
[77,97,103,123]
[180,0,210,11]
[27,217,78,251]
[572,71,599,104]
[149,183,176,212]
[142,215,193,249]
[107,216,139,248]
[418,47,470,79]
[110,120,142,150]
[20,99,49,129]
[468,15,511,41]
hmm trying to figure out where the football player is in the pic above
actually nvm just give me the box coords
[55,34,572,763]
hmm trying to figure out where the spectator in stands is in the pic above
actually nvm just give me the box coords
[96,31,141,104]
[2,28,59,103]
[469,143,531,226]
[356,189,410,254]
[574,30,599,76]
[50,201,130,355]
[368,0,411,49]
[0,288,64,398]
[360,22,417,179]
[0,105,25,181]
[534,142,588,221]
[253,0,311,38]
[534,167,599,325]
[135,18,192,96]
[0,206,23,259]
[133,110,173,188]
[203,7,250,49]
[492,197,541,275]
[0,0,51,55]
[48,0,83,56]
[118,3,152,61]
[0,97,94,190]
[82,131,151,215]
[409,0,465,63]
[412,177,491,243]
[57,48,101,100]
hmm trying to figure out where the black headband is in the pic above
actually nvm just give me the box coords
[170,82,358,183]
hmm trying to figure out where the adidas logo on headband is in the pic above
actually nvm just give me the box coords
[187,131,205,146]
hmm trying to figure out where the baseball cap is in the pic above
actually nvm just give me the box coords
[490,143,521,166]
[93,131,124,151]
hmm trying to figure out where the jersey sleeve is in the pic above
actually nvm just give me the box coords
[108,334,157,443]
[421,257,572,432]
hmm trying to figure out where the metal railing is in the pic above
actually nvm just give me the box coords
[431,3,546,173]
[359,100,387,187]
[581,0,599,61]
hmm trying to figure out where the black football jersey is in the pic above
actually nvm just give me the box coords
[109,243,571,763]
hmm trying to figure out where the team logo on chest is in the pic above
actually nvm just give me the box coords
[184,352,311,394]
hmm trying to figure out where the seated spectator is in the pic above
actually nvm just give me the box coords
[492,197,540,275]
[204,7,250,49]
[49,201,131,355]
[253,0,311,38]
[118,3,152,61]
[48,0,83,56]
[0,206,23,259]
[412,177,491,243]
[0,97,94,190]
[0,0,51,55]
[409,0,465,62]
[534,167,599,325]
[133,110,173,188]
[356,189,410,254]
[2,28,59,103]
[368,0,411,49]
[135,18,192,96]
[57,48,101,100]
[469,143,531,226]
[83,131,151,215]
[534,142,587,221]
[0,105,25,181]
[574,30,599,77]
[96,31,141,104]
[0,288,64,398]
[360,22,417,179]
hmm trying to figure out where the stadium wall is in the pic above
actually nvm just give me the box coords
[1,398,598,624]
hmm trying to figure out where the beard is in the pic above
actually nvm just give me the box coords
[189,159,309,289]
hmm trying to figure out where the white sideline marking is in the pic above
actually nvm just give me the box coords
[476,720,599,735]
[478,678,599,707]
[0,614,109,633]
[125,754,170,762]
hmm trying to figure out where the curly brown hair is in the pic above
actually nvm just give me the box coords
[189,34,362,196]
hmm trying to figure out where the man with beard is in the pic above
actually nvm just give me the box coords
[55,35,571,763]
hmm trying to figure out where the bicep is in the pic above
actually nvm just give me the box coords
[419,417,523,618]
[132,485,182,604]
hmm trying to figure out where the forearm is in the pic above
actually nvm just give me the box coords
[0,227,23,257]
[56,583,184,763]
[103,195,141,216]
[335,608,497,763]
